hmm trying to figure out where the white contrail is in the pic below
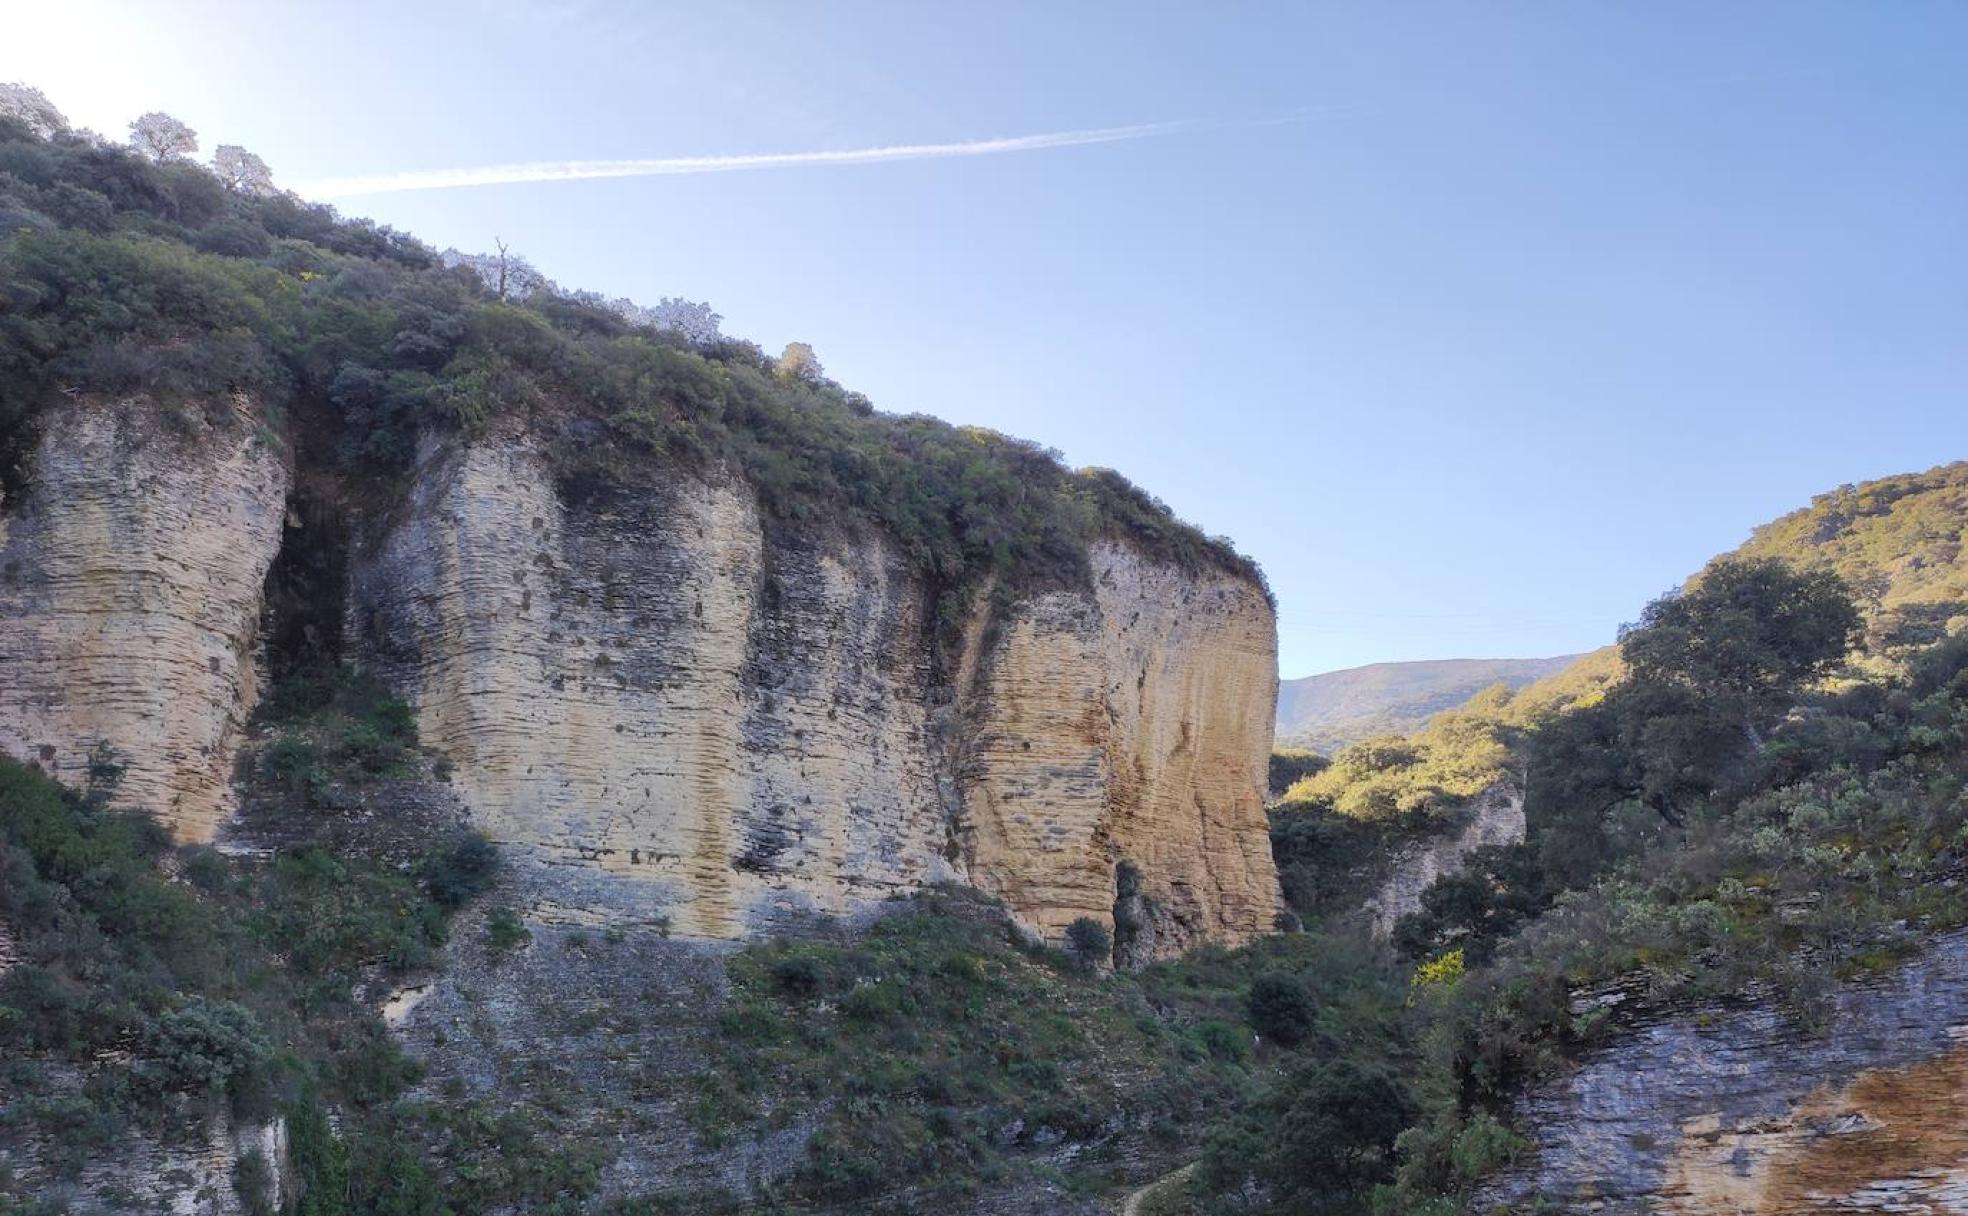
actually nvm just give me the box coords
[294,120,1203,198]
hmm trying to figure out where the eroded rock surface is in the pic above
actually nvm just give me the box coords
[1364,782,1524,938]
[350,438,960,939]
[0,398,288,841]
[1474,933,1968,1213]
[958,543,1281,953]
[0,1093,285,1216]
[0,408,1277,954]
[349,435,1279,952]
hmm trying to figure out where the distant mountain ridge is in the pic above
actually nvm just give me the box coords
[1276,655,1583,754]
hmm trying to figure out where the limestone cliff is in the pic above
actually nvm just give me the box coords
[1474,933,1968,1213]
[343,432,1279,953]
[0,401,1277,955]
[348,436,960,940]
[0,397,288,841]
[956,543,1280,953]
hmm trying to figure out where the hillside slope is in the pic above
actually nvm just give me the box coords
[0,111,1292,1215]
[1502,459,1968,717]
[1251,462,1968,1214]
[1275,655,1580,752]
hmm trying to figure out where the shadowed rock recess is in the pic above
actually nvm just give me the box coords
[0,403,1279,957]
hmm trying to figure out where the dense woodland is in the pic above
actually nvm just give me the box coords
[3,97,1968,1215]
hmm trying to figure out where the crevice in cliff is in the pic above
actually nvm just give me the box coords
[261,478,353,682]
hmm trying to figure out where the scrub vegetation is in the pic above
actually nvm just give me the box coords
[0,113,1263,648]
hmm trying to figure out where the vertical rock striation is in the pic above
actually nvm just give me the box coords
[0,409,1278,955]
[0,398,287,841]
[0,1099,287,1216]
[957,543,1281,953]
[350,434,1279,953]
[350,436,961,939]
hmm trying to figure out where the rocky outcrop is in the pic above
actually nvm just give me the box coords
[0,404,1276,954]
[1474,933,1968,1213]
[349,433,1279,952]
[0,397,288,841]
[1364,782,1524,938]
[957,543,1280,953]
[350,437,961,939]
[0,1094,285,1216]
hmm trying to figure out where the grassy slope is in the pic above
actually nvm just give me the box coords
[1245,463,1968,1212]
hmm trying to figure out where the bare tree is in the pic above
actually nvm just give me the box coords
[212,144,276,196]
[776,341,825,384]
[0,82,66,139]
[129,111,197,162]
[442,241,551,302]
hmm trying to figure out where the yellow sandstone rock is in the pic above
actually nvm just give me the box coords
[0,415,1279,957]
[0,397,287,841]
[353,435,1279,953]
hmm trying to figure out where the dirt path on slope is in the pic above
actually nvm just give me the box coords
[1120,1163,1196,1216]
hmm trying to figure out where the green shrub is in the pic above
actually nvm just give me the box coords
[232,1148,276,1216]
[485,907,531,955]
[769,953,824,998]
[1064,917,1112,970]
[1270,747,1330,798]
[423,834,500,908]
[1246,972,1315,1047]
[1194,1020,1252,1065]
[141,998,271,1099]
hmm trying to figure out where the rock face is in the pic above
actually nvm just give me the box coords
[345,433,1279,953]
[0,408,1277,955]
[0,398,288,841]
[0,1073,285,1216]
[1363,782,1524,938]
[349,437,959,939]
[1474,933,1968,1213]
[957,544,1280,954]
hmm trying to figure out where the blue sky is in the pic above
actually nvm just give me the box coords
[8,2,1965,677]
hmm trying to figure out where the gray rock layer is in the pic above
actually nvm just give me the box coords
[1475,933,1968,1213]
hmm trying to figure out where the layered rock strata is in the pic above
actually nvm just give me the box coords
[0,407,1278,955]
[1474,932,1968,1213]
[349,438,958,939]
[0,397,287,841]
[956,543,1280,953]
[347,435,1279,951]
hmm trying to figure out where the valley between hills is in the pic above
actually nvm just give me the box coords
[2,99,1967,1216]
